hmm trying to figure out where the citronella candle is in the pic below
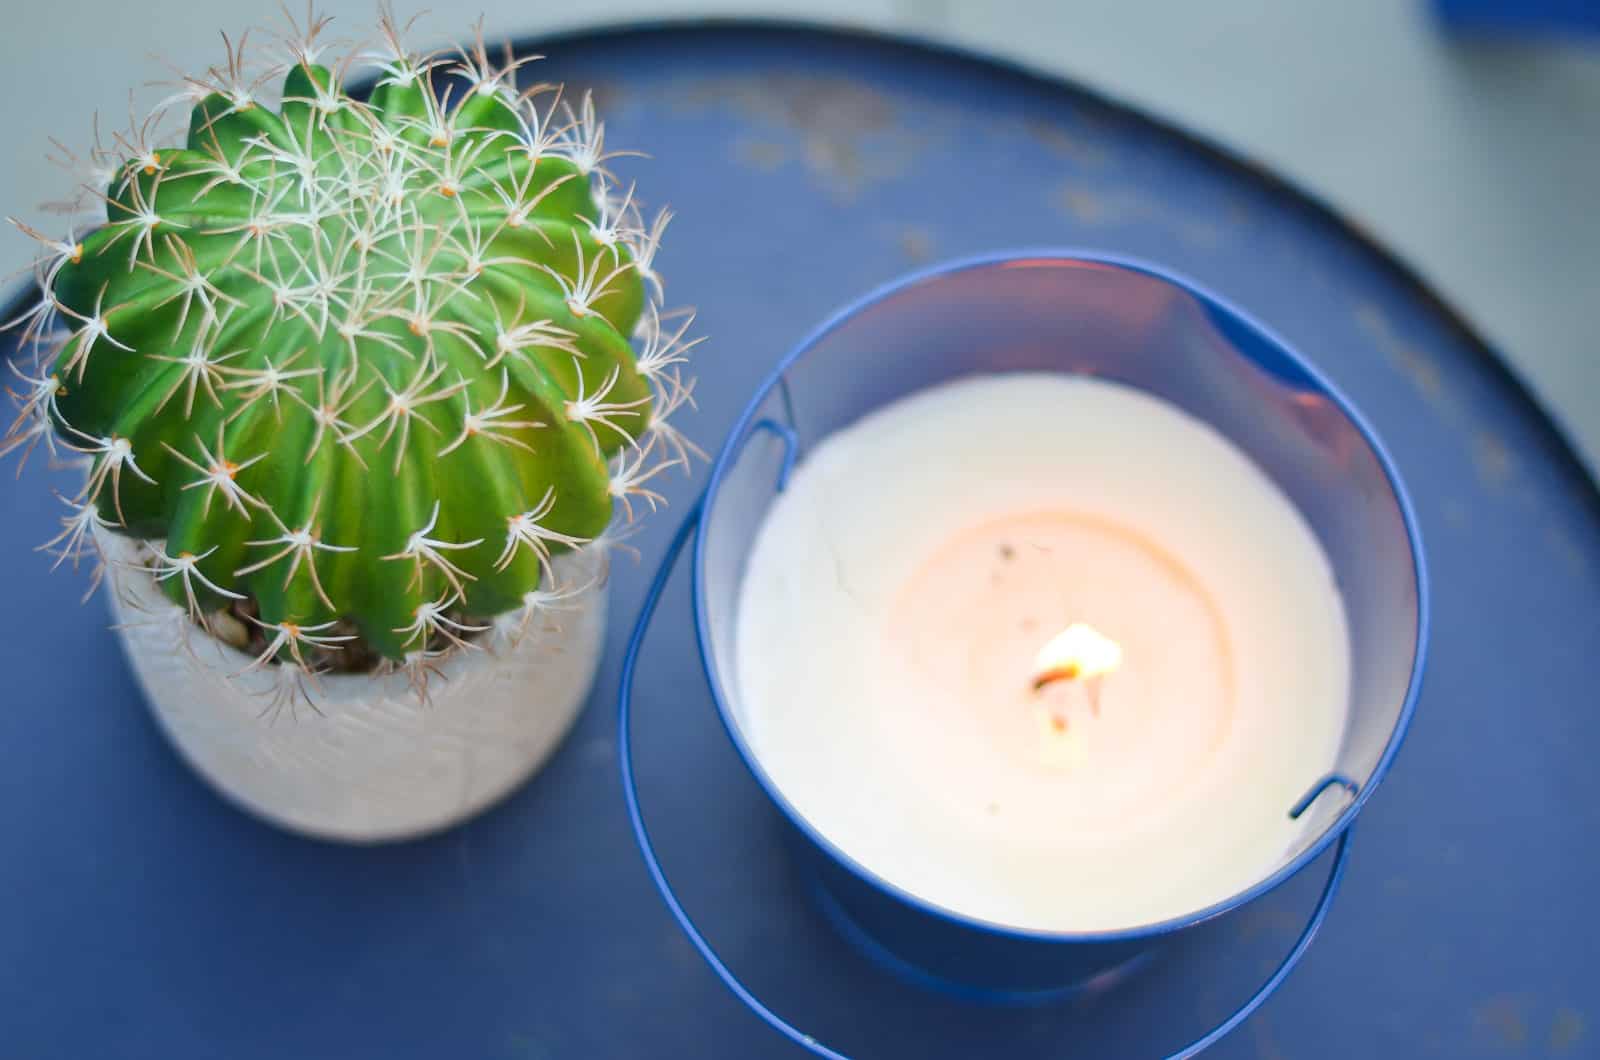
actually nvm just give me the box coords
[734,373,1350,932]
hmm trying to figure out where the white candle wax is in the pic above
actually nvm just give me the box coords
[734,374,1350,932]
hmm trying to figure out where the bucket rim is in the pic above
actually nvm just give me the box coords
[691,248,1430,945]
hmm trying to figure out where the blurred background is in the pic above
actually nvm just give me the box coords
[3,0,1597,467]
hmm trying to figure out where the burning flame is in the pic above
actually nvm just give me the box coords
[1031,623,1122,692]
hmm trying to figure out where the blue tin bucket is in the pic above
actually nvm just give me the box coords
[620,251,1428,1058]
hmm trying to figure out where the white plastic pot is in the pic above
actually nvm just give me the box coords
[103,533,606,843]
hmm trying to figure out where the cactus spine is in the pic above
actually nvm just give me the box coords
[2,12,695,688]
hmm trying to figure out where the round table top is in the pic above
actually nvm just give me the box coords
[2,21,1595,1060]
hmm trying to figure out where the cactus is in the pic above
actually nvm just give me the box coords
[1,11,696,690]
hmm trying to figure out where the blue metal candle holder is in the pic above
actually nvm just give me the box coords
[620,251,1428,1058]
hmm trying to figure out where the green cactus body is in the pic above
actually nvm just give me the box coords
[7,25,691,670]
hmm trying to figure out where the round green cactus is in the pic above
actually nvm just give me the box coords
[3,14,698,674]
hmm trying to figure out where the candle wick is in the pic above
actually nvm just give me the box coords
[1031,663,1081,692]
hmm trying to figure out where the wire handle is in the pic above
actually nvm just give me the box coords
[619,498,1356,1060]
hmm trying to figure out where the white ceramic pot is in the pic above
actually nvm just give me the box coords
[102,533,606,843]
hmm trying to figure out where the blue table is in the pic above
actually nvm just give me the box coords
[3,23,1596,1059]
